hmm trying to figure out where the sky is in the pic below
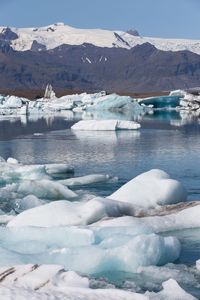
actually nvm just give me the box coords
[0,0,200,39]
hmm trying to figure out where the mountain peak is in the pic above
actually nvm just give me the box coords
[126,29,140,37]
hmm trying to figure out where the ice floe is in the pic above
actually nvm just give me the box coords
[71,119,141,131]
[147,279,197,299]
[17,179,77,200]
[60,174,118,186]
[0,225,181,274]
[6,197,134,227]
[0,264,147,300]
[109,169,187,209]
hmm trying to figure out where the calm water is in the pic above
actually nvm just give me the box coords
[0,111,199,200]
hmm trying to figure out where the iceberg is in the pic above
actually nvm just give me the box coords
[17,179,77,200]
[2,96,23,108]
[109,169,187,209]
[13,195,44,212]
[0,226,180,274]
[86,93,143,112]
[140,202,200,232]
[59,174,118,186]
[138,95,181,109]
[94,202,200,233]
[0,159,74,183]
[7,197,134,227]
[71,119,141,131]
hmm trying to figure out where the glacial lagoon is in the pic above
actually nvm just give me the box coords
[0,110,200,298]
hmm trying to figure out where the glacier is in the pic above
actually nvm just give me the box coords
[1,23,200,55]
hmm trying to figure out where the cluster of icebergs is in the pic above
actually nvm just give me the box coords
[0,92,146,118]
[1,89,200,124]
[0,157,199,298]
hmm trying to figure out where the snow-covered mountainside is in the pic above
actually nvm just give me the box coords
[1,22,200,54]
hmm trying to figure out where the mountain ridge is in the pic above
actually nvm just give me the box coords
[1,23,200,54]
[0,39,200,94]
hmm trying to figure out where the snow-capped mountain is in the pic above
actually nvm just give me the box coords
[0,23,200,94]
[1,22,200,54]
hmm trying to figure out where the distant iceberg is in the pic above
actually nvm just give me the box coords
[71,119,141,131]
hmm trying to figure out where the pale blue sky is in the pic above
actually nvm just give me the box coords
[0,0,199,39]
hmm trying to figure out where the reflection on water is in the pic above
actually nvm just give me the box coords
[0,110,200,200]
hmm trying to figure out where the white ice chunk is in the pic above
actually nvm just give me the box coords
[147,279,197,299]
[14,195,44,211]
[0,264,147,300]
[3,96,23,108]
[196,259,200,271]
[60,174,117,186]
[46,234,180,274]
[45,164,74,175]
[17,179,77,200]
[109,169,187,209]
[7,157,19,165]
[7,197,134,227]
[71,119,140,131]
[141,204,200,232]
[117,120,141,130]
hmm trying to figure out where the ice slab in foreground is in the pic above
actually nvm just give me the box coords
[0,264,147,300]
[71,119,141,131]
[109,169,187,209]
[0,226,180,274]
[7,197,135,227]
[0,264,196,299]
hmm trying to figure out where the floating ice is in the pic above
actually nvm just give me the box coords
[7,157,19,164]
[71,119,141,131]
[138,95,181,109]
[44,163,74,176]
[60,174,118,186]
[0,159,74,183]
[0,225,180,274]
[2,96,23,108]
[7,197,134,227]
[17,179,77,200]
[137,263,200,295]
[0,265,147,300]
[147,279,197,299]
[13,195,44,212]
[141,203,200,232]
[109,169,187,209]
[87,94,144,112]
